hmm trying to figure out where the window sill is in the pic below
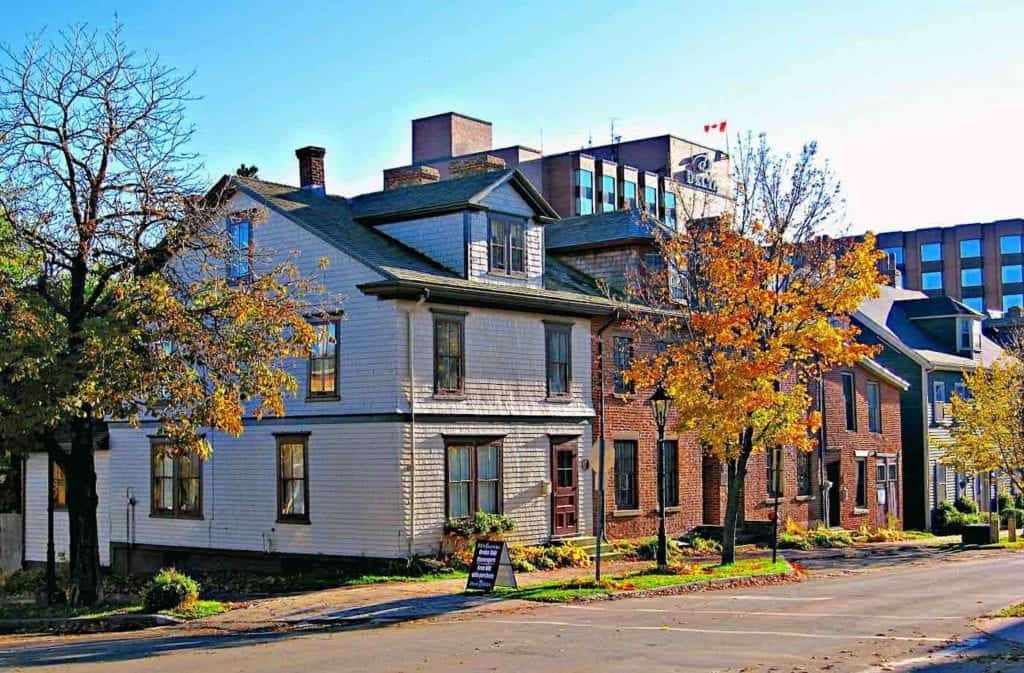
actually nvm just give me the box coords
[664,506,682,513]
[853,507,869,515]
[762,497,785,505]
[545,396,575,404]
[794,495,815,502]
[150,512,204,521]
[433,393,466,401]
[276,517,311,525]
[487,271,529,280]
[612,509,642,518]
[305,395,340,403]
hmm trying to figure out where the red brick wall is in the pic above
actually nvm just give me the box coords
[590,319,703,539]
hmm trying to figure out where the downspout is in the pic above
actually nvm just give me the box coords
[594,312,617,582]
[816,369,829,527]
[922,366,933,531]
[406,289,429,558]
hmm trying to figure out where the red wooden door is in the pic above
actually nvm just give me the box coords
[552,441,578,536]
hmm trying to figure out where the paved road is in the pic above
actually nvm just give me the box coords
[3,550,1023,672]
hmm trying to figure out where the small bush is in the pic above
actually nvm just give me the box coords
[143,568,199,613]
[0,568,46,596]
[778,517,852,548]
[778,532,811,550]
[1001,507,1024,526]
[935,500,984,535]
[955,496,979,514]
[507,542,590,572]
[444,512,515,539]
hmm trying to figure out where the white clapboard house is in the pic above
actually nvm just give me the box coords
[23,148,616,571]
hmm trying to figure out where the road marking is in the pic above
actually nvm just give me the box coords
[491,619,951,642]
[727,595,832,601]
[556,605,963,620]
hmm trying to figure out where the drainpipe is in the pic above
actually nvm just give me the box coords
[922,367,933,531]
[406,289,429,558]
[594,313,617,582]
[816,370,829,527]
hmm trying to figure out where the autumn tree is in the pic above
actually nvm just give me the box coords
[944,355,1024,496]
[625,134,884,564]
[0,25,322,604]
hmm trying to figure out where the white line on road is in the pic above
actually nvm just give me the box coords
[556,605,963,620]
[491,619,952,642]
[727,595,833,601]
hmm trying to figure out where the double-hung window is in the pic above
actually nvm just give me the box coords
[545,322,572,398]
[489,217,526,274]
[614,440,638,510]
[446,441,502,518]
[601,175,616,213]
[664,440,679,507]
[227,214,253,283]
[644,185,658,217]
[308,319,340,399]
[575,169,594,216]
[796,451,812,497]
[433,312,465,396]
[151,440,202,518]
[855,459,868,508]
[277,434,309,523]
[767,446,783,498]
[866,381,882,433]
[612,335,634,394]
[841,371,857,431]
[957,317,982,352]
[51,460,67,509]
[622,180,637,209]
[663,191,677,228]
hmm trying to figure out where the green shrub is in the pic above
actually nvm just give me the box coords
[955,496,979,514]
[507,542,590,571]
[998,491,1014,514]
[143,568,199,613]
[0,568,46,596]
[1001,507,1024,526]
[778,532,811,550]
[444,512,515,538]
[935,500,984,534]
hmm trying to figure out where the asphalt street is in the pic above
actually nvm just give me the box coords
[3,550,1023,672]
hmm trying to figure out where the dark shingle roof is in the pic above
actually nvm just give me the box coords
[900,296,981,319]
[349,169,557,223]
[545,209,672,251]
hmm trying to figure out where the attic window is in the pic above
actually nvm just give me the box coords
[488,216,526,275]
[958,318,982,353]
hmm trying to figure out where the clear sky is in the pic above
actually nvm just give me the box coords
[2,1,1021,235]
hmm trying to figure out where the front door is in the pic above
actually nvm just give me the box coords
[827,461,841,528]
[876,459,899,527]
[552,440,578,536]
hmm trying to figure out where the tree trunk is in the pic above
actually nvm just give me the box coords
[65,417,102,606]
[721,431,753,566]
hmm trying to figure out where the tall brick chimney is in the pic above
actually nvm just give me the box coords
[295,146,326,193]
[449,155,507,179]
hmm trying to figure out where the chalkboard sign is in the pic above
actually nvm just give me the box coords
[465,540,518,592]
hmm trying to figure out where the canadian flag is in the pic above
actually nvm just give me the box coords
[704,121,727,133]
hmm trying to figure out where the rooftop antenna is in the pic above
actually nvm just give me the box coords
[611,118,622,144]
[587,129,593,148]
[540,127,544,154]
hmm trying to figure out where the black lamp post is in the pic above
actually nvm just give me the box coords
[648,384,672,573]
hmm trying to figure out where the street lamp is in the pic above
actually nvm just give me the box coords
[648,384,672,572]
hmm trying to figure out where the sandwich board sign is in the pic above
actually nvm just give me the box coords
[465,540,518,592]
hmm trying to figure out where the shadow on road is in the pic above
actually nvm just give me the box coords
[787,542,982,572]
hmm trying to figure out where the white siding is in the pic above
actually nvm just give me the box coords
[378,213,465,275]
[408,420,593,554]
[24,452,111,566]
[105,422,408,558]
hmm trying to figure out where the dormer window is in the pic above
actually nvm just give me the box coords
[227,214,253,283]
[957,317,981,353]
[488,217,526,275]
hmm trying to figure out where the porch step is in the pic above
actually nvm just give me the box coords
[555,536,624,562]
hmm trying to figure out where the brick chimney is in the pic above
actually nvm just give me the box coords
[295,146,326,193]
[383,165,441,191]
[449,155,507,179]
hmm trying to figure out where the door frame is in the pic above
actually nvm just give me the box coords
[550,436,580,538]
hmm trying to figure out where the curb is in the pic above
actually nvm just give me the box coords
[531,568,799,604]
[0,613,181,635]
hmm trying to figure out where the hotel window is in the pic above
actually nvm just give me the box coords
[227,215,253,283]
[920,242,942,262]
[883,247,904,266]
[1001,235,1022,254]
[277,435,309,523]
[963,296,985,313]
[796,451,812,497]
[855,459,868,508]
[433,313,465,396]
[867,381,882,433]
[601,175,616,213]
[612,336,634,394]
[51,461,67,509]
[488,217,526,274]
[545,322,572,397]
[921,271,943,290]
[622,179,637,209]
[960,268,982,288]
[614,440,638,510]
[446,441,502,518]
[575,169,594,216]
[766,446,783,498]
[151,440,202,518]
[841,371,857,431]
[1003,294,1024,312]
[959,239,982,259]
[1003,264,1023,283]
[664,440,679,507]
[663,191,677,228]
[644,185,658,217]
[308,320,340,399]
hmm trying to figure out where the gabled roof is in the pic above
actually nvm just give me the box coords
[349,169,558,224]
[218,175,614,316]
[900,295,982,320]
[545,209,673,252]
[855,285,1002,370]
[859,357,911,391]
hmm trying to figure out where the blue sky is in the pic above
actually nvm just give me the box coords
[3,1,1022,234]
